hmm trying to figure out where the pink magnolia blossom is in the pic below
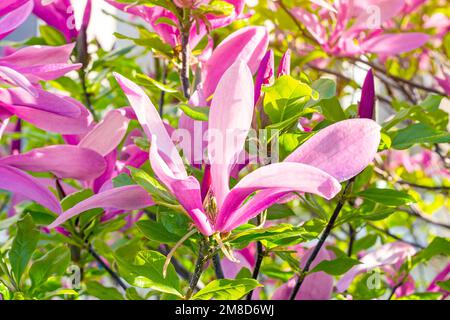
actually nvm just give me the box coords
[106,0,246,49]
[0,0,34,40]
[48,60,380,236]
[32,0,92,42]
[336,242,417,295]
[427,263,450,299]
[291,0,429,57]
[272,247,334,300]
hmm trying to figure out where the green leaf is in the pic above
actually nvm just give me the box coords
[61,189,103,228]
[86,281,124,300]
[192,279,261,300]
[356,188,415,206]
[353,234,379,253]
[115,250,182,297]
[391,123,450,150]
[113,173,135,188]
[136,220,181,243]
[129,167,177,205]
[9,214,39,284]
[29,246,70,289]
[179,103,209,121]
[414,237,450,264]
[419,94,443,112]
[437,279,450,292]
[263,75,314,123]
[198,0,235,16]
[311,257,361,276]
[318,96,346,122]
[39,25,66,46]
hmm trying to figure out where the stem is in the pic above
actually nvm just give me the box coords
[88,245,128,291]
[289,180,353,300]
[347,224,355,257]
[246,241,264,300]
[367,223,424,249]
[387,273,409,300]
[212,253,224,279]
[247,214,265,300]
[158,60,168,116]
[78,69,97,121]
[179,9,191,99]
[185,238,207,299]
[159,245,194,284]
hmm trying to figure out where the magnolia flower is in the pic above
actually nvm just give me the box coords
[106,0,246,49]
[272,247,334,300]
[32,0,92,42]
[336,242,417,295]
[291,0,429,57]
[0,43,81,96]
[0,0,34,40]
[48,60,381,240]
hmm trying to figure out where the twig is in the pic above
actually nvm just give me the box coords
[246,241,264,300]
[212,253,224,280]
[158,60,168,116]
[367,223,424,249]
[179,9,191,99]
[289,179,354,300]
[88,245,128,291]
[185,238,207,299]
[347,224,355,257]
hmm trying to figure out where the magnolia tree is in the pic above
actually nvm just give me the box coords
[0,0,448,301]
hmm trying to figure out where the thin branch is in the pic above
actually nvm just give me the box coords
[347,224,355,257]
[88,245,128,291]
[246,241,264,300]
[289,180,354,300]
[367,223,425,249]
[212,253,224,280]
[185,238,207,299]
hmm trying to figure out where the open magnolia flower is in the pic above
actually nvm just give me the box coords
[49,61,381,244]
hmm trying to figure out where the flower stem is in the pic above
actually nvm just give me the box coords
[179,9,191,99]
[289,179,354,300]
[88,245,128,291]
[185,238,207,299]
[212,253,224,279]
[246,241,264,300]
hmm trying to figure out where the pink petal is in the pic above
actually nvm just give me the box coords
[277,49,291,77]
[291,8,327,45]
[254,50,274,105]
[0,43,76,67]
[208,61,254,210]
[336,242,416,292]
[272,248,334,300]
[0,145,106,181]
[0,0,33,40]
[78,109,130,156]
[0,65,38,96]
[286,119,381,182]
[48,185,154,228]
[201,26,269,99]
[114,73,186,176]
[150,137,213,236]
[216,163,341,232]
[0,164,61,214]
[358,69,375,119]
[361,33,429,55]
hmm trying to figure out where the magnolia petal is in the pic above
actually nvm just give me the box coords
[0,145,106,181]
[336,242,416,292]
[216,163,341,232]
[0,164,61,214]
[149,137,213,236]
[114,73,186,177]
[272,248,334,300]
[48,185,154,228]
[286,119,381,182]
[78,109,130,156]
[202,26,269,98]
[0,43,76,66]
[208,61,254,209]
[254,50,274,105]
[358,69,375,119]
[0,66,38,96]
[277,49,291,77]
[361,33,429,55]
[0,0,33,40]
[0,87,80,117]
